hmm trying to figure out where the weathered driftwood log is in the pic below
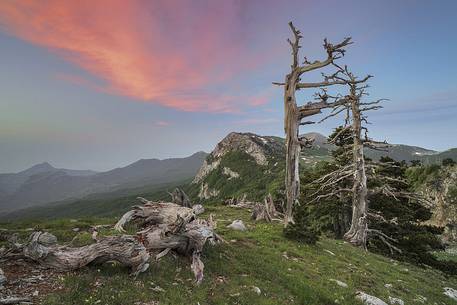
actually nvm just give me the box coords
[114,198,221,284]
[169,188,192,207]
[6,198,219,285]
[224,195,254,209]
[114,198,204,232]
[251,194,282,222]
[23,232,150,276]
[142,217,220,284]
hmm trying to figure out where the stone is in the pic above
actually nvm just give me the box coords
[252,286,261,295]
[223,167,240,180]
[330,279,348,288]
[355,291,388,305]
[444,287,457,301]
[227,220,247,231]
[388,296,404,305]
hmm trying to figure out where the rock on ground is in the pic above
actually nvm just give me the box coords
[356,291,388,305]
[329,279,348,288]
[388,296,404,305]
[444,287,457,301]
[227,220,247,231]
[252,286,261,295]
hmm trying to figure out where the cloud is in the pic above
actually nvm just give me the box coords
[248,87,277,106]
[0,0,277,113]
[153,120,171,127]
[55,73,104,92]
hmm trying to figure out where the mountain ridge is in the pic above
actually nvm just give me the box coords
[0,152,207,212]
[189,131,457,202]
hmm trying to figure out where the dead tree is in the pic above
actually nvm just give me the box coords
[311,66,390,247]
[23,232,150,276]
[274,22,354,226]
[114,198,222,284]
[6,198,220,285]
[342,73,371,246]
[169,188,192,208]
[251,194,283,222]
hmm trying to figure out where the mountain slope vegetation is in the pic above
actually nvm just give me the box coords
[2,205,456,305]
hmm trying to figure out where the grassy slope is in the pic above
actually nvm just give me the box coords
[3,205,456,305]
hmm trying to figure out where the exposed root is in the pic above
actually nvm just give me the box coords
[22,232,150,276]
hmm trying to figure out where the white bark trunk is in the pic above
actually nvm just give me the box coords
[344,94,368,246]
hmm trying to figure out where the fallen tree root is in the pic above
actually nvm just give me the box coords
[6,197,220,285]
[23,232,150,276]
[116,198,222,284]
[114,199,204,233]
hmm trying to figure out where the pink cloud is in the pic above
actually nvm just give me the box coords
[248,88,277,106]
[0,0,277,113]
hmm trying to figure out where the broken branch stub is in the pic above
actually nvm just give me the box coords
[251,194,282,222]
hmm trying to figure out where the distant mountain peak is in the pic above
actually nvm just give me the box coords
[20,162,55,175]
[192,132,285,199]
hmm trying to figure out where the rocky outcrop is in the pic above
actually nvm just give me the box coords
[192,132,285,200]
[198,183,220,199]
[417,166,457,242]
[193,159,221,184]
[223,167,239,180]
[192,133,284,184]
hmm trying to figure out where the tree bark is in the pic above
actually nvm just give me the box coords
[114,199,220,284]
[344,92,368,246]
[169,188,192,208]
[23,232,150,276]
[252,194,281,222]
[15,199,219,285]
[284,70,301,225]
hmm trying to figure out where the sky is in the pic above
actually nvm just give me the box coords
[0,0,456,173]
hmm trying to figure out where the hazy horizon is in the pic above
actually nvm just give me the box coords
[1,0,456,173]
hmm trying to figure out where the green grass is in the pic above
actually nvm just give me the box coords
[3,205,457,305]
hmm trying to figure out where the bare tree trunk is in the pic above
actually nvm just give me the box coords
[284,71,300,225]
[344,92,368,246]
[169,188,192,208]
[275,22,353,226]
